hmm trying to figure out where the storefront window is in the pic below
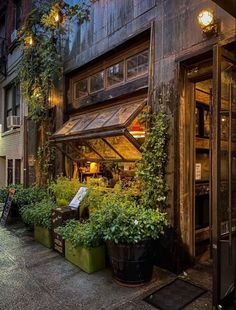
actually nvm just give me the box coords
[90,71,104,93]
[75,79,88,98]
[107,62,124,87]
[89,139,121,160]
[127,50,149,80]
[105,136,141,160]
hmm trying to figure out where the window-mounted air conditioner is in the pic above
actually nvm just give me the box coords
[7,116,20,129]
[11,29,17,43]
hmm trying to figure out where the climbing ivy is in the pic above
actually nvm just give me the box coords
[17,0,91,121]
[137,87,170,209]
[16,0,92,184]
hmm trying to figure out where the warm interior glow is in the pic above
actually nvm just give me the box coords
[197,10,214,27]
[129,120,145,138]
[55,13,59,22]
[90,162,99,173]
[29,37,33,45]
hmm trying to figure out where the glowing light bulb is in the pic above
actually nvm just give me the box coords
[198,10,214,27]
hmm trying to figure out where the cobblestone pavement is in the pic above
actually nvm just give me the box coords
[0,222,212,310]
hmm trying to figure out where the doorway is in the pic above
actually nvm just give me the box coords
[183,44,236,307]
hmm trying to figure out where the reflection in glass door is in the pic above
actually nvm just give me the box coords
[194,79,212,261]
[212,45,236,308]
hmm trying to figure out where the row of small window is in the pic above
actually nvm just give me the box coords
[74,50,149,99]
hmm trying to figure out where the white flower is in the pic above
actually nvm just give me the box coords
[134,220,139,225]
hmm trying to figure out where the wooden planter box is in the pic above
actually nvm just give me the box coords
[34,225,52,249]
[65,241,105,274]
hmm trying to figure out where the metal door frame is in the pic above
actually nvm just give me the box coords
[212,44,236,308]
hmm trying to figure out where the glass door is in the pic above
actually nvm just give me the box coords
[212,45,236,308]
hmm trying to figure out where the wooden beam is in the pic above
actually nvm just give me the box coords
[212,0,236,18]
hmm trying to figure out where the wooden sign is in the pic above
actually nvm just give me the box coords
[53,232,65,256]
[0,188,16,226]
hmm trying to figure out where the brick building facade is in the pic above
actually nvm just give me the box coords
[0,0,31,187]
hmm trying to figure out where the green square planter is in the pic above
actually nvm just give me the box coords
[34,225,52,249]
[65,241,105,274]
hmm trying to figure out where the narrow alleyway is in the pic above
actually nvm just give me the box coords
[0,223,212,310]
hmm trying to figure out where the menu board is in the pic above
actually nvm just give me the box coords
[69,187,87,209]
[0,188,16,226]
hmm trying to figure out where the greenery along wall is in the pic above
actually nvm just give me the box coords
[137,86,170,210]
[17,0,92,185]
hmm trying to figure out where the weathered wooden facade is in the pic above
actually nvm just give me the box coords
[51,1,236,308]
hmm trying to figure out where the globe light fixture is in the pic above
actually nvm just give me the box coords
[197,10,218,36]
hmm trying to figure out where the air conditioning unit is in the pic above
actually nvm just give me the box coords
[11,29,17,43]
[7,116,20,129]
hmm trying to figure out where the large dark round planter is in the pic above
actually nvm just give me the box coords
[106,239,154,286]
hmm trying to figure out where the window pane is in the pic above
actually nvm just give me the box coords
[7,159,13,185]
[105,136,141,160]
[85,109,118,130]
[137,50,149,75]
[70,113,99,133]
[15,84,21,107]
[89,139,121,160]
[127,55,138,79]
[107,62,124,87]
[127,50,149,80]
[106,102,142,127]
[15,159,21,184]
[6,87,13,111]
[15,105,20,117]
[75,79,88,98]
[90,71,104,93]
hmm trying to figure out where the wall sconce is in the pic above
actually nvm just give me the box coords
[197,10,218,37]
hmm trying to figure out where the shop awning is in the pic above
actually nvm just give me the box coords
[50,100,146,162]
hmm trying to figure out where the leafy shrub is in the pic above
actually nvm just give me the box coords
[57,219,102,248]
[0,187,7,203]
[49,175,82,206]
[20,198,56,229]
[14,185,49,207]
[89,195,168,244]
[80,188,104,215]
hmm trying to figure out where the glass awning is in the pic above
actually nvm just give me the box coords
[50,100,146,162]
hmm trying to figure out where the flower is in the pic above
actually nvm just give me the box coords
[134,220,139,225]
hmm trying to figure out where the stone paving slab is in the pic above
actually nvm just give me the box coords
[0,223,213,310]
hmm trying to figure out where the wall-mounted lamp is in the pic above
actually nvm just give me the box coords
[197,10,218,37]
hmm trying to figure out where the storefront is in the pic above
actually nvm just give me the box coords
[50,1,236,307]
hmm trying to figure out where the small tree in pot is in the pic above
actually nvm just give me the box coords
[90,193,167,285]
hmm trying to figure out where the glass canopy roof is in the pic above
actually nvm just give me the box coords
[51,100,146,162]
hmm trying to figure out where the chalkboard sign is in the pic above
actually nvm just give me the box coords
[0,188,16,226]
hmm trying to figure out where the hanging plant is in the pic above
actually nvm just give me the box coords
[137,86,170,209]
[16,0,93,185]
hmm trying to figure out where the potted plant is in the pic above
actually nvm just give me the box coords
[90,193,167,285]
[20,198,56,248]
[57,219,105,274]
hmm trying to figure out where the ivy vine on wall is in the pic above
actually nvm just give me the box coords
[137,86,171,209]
[17,0,92,184]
